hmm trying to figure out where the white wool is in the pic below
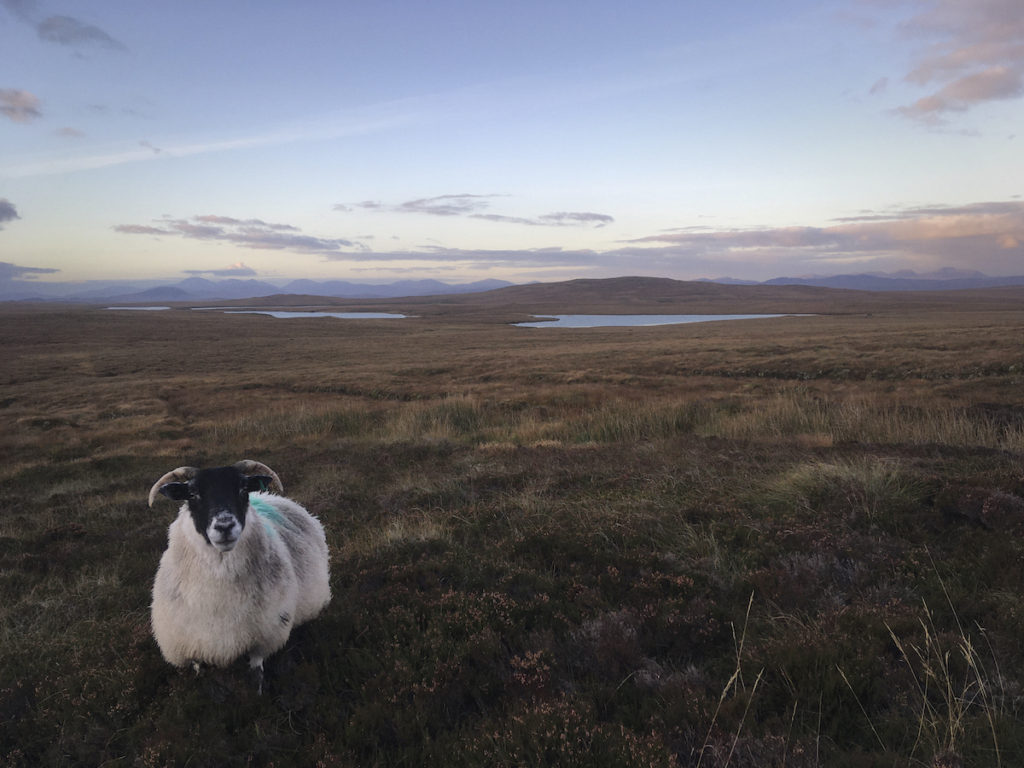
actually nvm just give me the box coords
[151,491,330,669]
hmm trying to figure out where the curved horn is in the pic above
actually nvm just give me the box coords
[233,460,284,494]
[148,466,199,507]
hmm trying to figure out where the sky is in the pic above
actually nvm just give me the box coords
[2,0,1023,288]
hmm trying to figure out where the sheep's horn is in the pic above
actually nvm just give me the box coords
[148,466,199,507]
[233,460,284,494]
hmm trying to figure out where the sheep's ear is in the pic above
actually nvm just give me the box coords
[159,482,191,501]
[246,475,276,493]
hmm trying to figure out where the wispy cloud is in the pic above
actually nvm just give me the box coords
[629,200,1024,273]
[320,245,601,270]
[0,89,42,123]
[183,261,258,278]
[1,0,127,51]
[2,99,421,178]
[888,0,1024,123]
[0,261,59,281]
[36,14,127,51]
[113,215,362,255]
[345,194,615,228]
[539,212,615,227]
[0,198,19,227]
[398,194,501,216]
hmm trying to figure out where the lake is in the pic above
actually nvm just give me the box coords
[106,306,171,311]
[221,311,408,319]
[105,309,799,327]
[515,314,795,328]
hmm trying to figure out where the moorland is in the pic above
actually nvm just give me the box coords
[2,277,1024,766]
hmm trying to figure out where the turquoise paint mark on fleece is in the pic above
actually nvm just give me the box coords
[249,493,295,538]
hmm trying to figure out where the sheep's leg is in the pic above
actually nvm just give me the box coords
[249,655,265,695]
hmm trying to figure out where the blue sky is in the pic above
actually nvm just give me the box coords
[1,0,1023,287]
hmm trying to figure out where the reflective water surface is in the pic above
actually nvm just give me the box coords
[515,314,794,328]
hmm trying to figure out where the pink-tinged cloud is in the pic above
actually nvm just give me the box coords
[892,0,1024,122]
[0,88,41,123]
[628,201,1024,274]
[898,65,1023,120]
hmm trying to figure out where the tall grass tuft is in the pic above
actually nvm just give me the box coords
[762,457,927,526]
[888,603,1006,766]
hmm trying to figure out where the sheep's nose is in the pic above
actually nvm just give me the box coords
[212,513,237,533]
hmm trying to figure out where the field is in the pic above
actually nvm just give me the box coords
[2,279,1024,767]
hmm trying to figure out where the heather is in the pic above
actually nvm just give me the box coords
[2,294,1023,766]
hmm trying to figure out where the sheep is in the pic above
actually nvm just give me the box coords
[148,459,330,691]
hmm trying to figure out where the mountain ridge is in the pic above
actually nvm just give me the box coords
[4,270,1024,303]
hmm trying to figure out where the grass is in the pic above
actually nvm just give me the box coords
[1,298,1024,766]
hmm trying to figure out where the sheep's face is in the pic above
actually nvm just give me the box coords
[158,466,274,553]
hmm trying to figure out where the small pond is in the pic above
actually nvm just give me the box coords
[515,314,795,328]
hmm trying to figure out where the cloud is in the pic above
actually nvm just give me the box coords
[36,14,127,50]
[538,212,615,228]
[194,215,300,231]
[0,261,59,281]
[4,97,422,178]
[627,200,1024,274]
[898,65,1024,120]
[112,224,169,235]
[318,245,602,270]
[0,198,19,227]
[0,89,41,123]
[130,200,1016,280]
[114,215,361,255]
[183,262,258,278]
[399,194,499,216]
[344,194,615,228]
[889,0,1024,123]
[0,0,35,22]
[1,2,127,51]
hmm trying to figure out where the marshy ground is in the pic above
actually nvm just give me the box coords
[2,286,1023,766]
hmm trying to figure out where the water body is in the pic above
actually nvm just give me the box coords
[515,314,794,328]
[222,310,407,319]
[106,306,171,311]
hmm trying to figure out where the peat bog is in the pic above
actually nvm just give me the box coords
[2,285,1024,766]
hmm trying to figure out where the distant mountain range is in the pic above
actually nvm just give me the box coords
[4,269,1024,303]
[704,269,1024,291]
[0,276,514,303]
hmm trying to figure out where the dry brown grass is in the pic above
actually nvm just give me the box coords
[2,289,1023,766]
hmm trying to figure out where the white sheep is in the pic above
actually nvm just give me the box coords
[148,460,330,690]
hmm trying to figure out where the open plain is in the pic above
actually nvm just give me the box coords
[2,279,1024,766]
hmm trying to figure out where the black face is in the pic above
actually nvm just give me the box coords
[159,465,272,548]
